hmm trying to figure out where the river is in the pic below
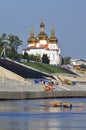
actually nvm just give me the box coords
[0,98,86,130]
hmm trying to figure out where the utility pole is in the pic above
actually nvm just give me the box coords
[1,44,6,58]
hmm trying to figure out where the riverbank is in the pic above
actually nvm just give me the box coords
[0,66,86,99]
[0,78,86,99]
[0,90,86,99]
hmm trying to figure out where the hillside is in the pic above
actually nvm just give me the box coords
[23,62,76,75]
[0,59,86,85]
[23,62,86,84]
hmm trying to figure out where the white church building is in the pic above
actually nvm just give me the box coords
[22,22,61,65]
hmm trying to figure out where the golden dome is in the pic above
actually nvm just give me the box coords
[49,27,58,43]
[28,28,36,43]
[37,22,48,40]
[40,22,45,28]
[28,37,36,43]
[49,36,58,43]
[37,32,48,40]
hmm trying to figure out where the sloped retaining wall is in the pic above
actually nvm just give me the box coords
[0,91,86,99]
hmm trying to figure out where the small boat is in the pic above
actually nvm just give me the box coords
[62,102,72,108]
[52,101,62,107]
[52,101,84,109]
[52,101,72,108]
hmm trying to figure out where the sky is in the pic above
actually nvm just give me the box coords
[0,0,86,59]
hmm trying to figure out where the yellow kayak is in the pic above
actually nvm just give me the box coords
[52,101,62,107]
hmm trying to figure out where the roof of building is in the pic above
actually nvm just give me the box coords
[27,22,58,43]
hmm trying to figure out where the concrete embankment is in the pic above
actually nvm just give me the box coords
[0,76,86,99]
[0,90,86,99]
[0,65,86,100]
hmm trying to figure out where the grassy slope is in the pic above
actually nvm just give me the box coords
[24,62,75,74]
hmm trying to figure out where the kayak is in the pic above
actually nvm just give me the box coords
[52,101,84,108]
[52,101,62,107]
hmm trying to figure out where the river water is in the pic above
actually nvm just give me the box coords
[0,98,86,130]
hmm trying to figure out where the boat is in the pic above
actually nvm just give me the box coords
[52,101,84,108]
[52,101,72,108]
[62,102,72,108]
[52,101,62,107]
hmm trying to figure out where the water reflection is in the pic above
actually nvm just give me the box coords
[0,98,85,130]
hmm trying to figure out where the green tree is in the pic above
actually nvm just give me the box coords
[28,54,36,61]
[23,51,29,61]
[35,53,41,62]
[8,34,22,59]
[42,54,50,64]
[0,33,22,59]
[61,57,64,65]
[63,57,71,65]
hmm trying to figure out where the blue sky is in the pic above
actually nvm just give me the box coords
[0,0,86,59]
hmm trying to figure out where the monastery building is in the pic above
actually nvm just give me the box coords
[22,22,61,65]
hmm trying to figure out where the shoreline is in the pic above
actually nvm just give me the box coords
[0,90,86,100]
[0,64,86,100]
[0,76,86,100]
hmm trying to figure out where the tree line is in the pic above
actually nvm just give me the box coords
[23,52,50,64]
[0,33,71,65]
[0,33,50,63]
